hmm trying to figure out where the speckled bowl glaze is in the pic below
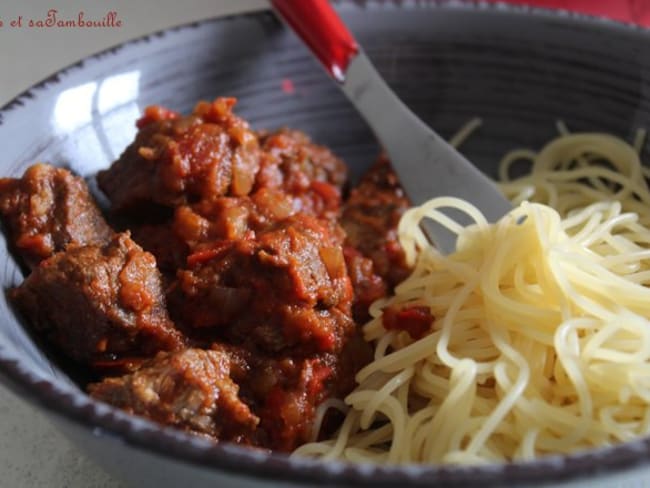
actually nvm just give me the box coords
[2,2,650,487]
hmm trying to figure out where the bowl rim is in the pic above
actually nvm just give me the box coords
[2,0,650,485]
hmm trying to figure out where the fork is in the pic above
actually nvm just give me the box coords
[271,0,512,253]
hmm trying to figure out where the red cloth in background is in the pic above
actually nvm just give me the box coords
[485,0,650,27]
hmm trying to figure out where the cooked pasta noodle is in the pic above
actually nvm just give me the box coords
[294,130,650,464]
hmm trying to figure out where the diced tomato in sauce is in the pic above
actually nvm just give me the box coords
[136,105,180,128]
[382,304,434,340]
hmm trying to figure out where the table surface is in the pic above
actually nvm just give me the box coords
[0,2,263,487]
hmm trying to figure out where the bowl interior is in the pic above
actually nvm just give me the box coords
[2,2,650,485]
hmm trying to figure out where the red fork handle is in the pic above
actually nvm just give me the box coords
[271,0,360,82]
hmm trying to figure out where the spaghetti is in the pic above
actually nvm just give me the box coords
[294,130,650,464]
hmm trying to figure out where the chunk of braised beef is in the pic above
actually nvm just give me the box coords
[170,214,353,354]
[0,164,113,269]
[254,354,336,451]
[253,215,350,307]
[11,232,184,364]
[341,156,411,288]
[88,336,371,452]
[97,98,260,211]
[172,187,295,247]
[257,129,347,220]
[343,246,387,322]
[130,223,188,274]
[88,348,259,443]
[208,340,370,452]
[233,306,354,356]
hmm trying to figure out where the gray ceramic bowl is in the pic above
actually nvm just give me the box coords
[2,2,650,487]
